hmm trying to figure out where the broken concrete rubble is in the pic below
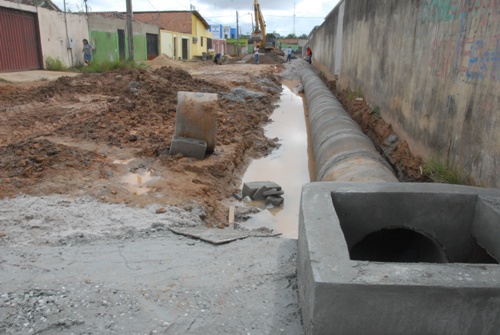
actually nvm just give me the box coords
[169,135,207,159]
[263,188,284,196]
[242,181,284,207]
[242,181,282,198]
[170,91,218,159]
[266,195,284,207]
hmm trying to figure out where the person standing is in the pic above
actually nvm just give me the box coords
[286,47,292,62]
[306,45,312,64]
[82,39,93,65]
[254,45,259,64]
[214,53,221,65]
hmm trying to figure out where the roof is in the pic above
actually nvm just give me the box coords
[3,0,61,11]
[89,11,127,20]
[192,11,210,29]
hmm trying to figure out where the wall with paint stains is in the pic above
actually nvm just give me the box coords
[308,0,500,188]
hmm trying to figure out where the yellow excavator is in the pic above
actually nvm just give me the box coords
[252,0,279,52]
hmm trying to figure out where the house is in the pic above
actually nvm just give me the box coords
[5,0,60,11]
[210,25,237,39]
[133,11,212,60]
[88,12,160,62]
[0,0,88,71]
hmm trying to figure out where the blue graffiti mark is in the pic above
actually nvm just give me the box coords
[467,40,486,79]
[466,38,500,80]
[465,40,497,79]
[490,37,500,80]
[456,9,467,68]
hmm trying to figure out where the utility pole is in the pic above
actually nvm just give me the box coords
[63,0,72,66]
[293,2,296,36]
[126,0,134,61]
[236,11,240,56]
[84,0,88,15]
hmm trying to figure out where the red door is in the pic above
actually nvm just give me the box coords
[0,6,42,72]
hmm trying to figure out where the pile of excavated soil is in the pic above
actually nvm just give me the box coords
[245,51,286,65]
[145,54,201,70]
[0,66,282,227]
[331,84,427,182]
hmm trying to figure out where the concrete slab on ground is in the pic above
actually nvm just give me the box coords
[0,231,302,334]
[0,70,80,83]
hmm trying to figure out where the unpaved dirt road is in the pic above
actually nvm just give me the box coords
[0,54,423,334]
[0,55,308,334]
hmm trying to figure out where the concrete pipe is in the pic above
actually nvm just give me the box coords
[301,68,398,182]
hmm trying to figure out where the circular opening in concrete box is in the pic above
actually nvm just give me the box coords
[350,227,448,263]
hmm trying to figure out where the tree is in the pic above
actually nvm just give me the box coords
[298,34,308,39]
[285,33,297,39]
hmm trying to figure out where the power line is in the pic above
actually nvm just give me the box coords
[265,15,324,19]
[145,0,157,11]
[171,0,190,10]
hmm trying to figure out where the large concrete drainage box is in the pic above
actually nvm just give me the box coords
[298,182,500,335]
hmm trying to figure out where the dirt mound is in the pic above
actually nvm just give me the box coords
[145,54,192,69]
[246,50,286,65]
[0,66,283,227]
[332,86,427,182]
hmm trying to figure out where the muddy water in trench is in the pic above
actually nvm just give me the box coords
[240,85,313,239]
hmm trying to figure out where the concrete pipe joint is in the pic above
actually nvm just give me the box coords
[300,68,398,183]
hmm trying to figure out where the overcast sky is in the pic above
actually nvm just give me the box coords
[53,0,341,36]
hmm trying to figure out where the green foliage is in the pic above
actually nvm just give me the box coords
[346,87,364,101]
[423,157,468,185]
[226,38,248,46]
[45,57,67,71]
[0,77,9,83]
[73,60,146,73]
[298,34,308,39]
[371,106,381,119]
[39,77,48,81]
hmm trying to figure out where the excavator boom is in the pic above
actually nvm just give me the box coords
[252,0,282,53]
[252,0,266,47]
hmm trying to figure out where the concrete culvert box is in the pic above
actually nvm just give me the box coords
[174,91,218,152]
[298,182,500,335]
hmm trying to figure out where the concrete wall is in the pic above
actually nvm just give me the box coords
[308,0,500,188]
[191,13,211,57]
[210,24,222,39]
[211,39,226,55]
[88,14,159,62]
[0,0,88,68]
[37,8,88,67]
[160,30,191,60]
[134,11,191,34]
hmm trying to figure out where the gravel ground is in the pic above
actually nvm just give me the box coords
[0,195,302,335]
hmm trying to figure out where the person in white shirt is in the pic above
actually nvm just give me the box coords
[286,47,292,62]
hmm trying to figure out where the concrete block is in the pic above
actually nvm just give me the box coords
[169,136,207,160]
[265,195,284,207]
[298,182,500,335]
[263,188,284,197]
[242,181,281,199]
[175,91,218,152]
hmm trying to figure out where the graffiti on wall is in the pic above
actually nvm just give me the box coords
[422,0,500,81]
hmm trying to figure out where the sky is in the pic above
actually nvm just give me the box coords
[52,0,341,37]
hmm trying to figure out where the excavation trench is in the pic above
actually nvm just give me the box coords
[238,85,313,239]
